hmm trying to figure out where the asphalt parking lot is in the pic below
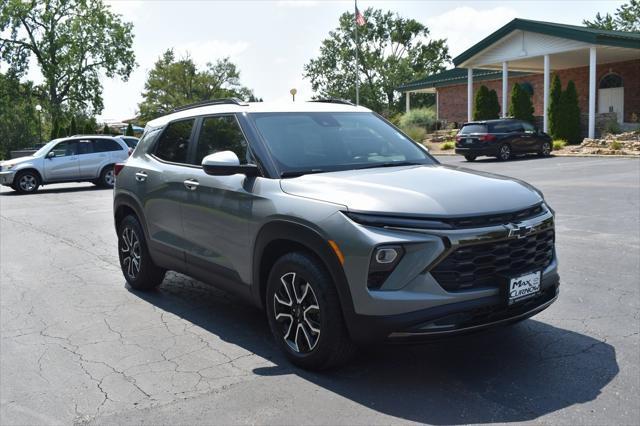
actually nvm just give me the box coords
[1,155,638,425]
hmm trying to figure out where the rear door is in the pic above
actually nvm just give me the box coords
[137,119,196,269]
[521,121,539,153]
[505,121,527,153]
[43,140,80,181]
[181,114,257,287]
[77,138,101,178]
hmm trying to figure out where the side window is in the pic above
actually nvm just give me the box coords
[154,119,194,164]
[507,122,524,133]
[194,115,249,165]
[78,140,93,155]
[49,141,78,157]
[522,122,536,133]
[94,139,124,152]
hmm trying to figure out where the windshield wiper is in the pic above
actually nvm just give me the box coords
[356,161,425,170]
[280,169,327,178]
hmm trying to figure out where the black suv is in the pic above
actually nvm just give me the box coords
[455,118,552,161]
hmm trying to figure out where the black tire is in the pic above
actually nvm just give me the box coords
[464,154,477,162]
[14,170,40,194]
[497,144,512,161]
[117,215,165,291]
[266,252,356,370]
[538,141,552,157]
[98,165,115,188]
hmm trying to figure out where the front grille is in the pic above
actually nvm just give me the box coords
[431,229,555,292]
[446,204,545,229]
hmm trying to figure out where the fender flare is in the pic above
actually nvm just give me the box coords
[113,192,150,241]
[251,220,356,322]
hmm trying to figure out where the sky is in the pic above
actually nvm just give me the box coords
[15,0,627,122]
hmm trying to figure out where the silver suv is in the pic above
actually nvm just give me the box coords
[113,99,559,370]
[0,135,130,193]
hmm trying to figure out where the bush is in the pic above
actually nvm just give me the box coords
[403,125,427,142]
[557,80,581,144]
[125,123,135,136]
[102,124,111,135]
[553,139,567,150]
[610,140,622,150]
[398,108,436,130]
[509,83,534,123]
[548,74,562,139]
[441,141,455,150]
[69,117,78,135]
[604,119,621,135]
[473,85,500,120]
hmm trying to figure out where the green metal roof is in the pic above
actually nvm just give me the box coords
[398,68,531,92]
[453,18,640,66]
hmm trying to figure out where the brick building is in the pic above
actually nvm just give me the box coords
[399,19,640,137]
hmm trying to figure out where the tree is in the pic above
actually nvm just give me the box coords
[548,74,562,139]
[138,49,253,121]
[0,0,136,131]
[57,125,67,138]
[509,83,534,123]
[473,85,500,120]
[69,116,78,136]
[0,72,39,157]
[583,0,640,32]
[82,122,93,134]
[102,124,110,135]
[304,7,450,113]
[125,123,134,136]
[557,80,581,144]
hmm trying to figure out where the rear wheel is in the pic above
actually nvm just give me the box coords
[14,170,40,194]
[464,154,476,162]
[538,141,552,157]
[117,215,165,290]
[266,252,356,370]
[497,144,512,161]
[98,165,115,188]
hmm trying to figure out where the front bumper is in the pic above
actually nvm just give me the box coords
[0,170,16,186]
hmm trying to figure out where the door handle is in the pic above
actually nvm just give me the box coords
[135,171,148,182]
[183,179,199,191]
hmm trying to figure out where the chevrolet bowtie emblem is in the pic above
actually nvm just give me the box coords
[507,223,535,239]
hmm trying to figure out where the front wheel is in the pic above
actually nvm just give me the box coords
[464,154,477,162]
[117,215,165,291]
[14,170,40,194]
[538,141,552,157]
[497,144,512,161]
[266,252,356,370]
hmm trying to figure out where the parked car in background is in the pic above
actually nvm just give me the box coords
[119,136,139,149]
[0,135,130,193]
[113,99,559,370]
[455,118,552,161]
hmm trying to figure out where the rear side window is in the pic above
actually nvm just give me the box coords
[93,139,124,152]
[489,121,523,133]
[154,119,194,164]
[460,124,488,134]
[78,140,93,154]
[194,115,249,165]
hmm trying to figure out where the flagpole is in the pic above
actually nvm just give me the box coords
[354,0,360,106]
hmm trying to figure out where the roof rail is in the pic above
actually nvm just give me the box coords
[171,98,248,113]
[309,98,356,106]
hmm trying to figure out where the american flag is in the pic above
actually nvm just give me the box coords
[355,4,366,26]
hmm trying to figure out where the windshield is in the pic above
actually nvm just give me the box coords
[249,112,434,176]
[33,139,60,157]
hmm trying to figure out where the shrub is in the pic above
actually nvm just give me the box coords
[102,124,111,135]
[548,74,562,139]
[69,117,78,135]
[553,139,567,150]
[125,123,135,136]
[473,85,500,120]
[403,125,427,142]
[398,108,436,130]
[441,141,455,150]
[604,119,621,135]
[509,83,534,123]
[610,140,622,150]
[557,80,581,144]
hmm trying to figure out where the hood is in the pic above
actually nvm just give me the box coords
[1,156,35,167]
[280,164,542,216]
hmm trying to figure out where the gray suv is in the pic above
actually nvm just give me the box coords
[113,99,559,370]
[0,135,130,193]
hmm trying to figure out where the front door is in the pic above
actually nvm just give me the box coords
[43,140,79,181]
[598,87,624,123]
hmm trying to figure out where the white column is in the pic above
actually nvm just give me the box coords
[543,55,550,133]
[467,68,473,122]
[502,61,508,117]
[588,47,597,138]
[406,91,410,113]
[435,90,439,122]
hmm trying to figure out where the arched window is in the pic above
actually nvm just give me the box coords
[599,73,623,89]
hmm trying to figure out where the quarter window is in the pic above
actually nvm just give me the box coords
[154,119,194,164]
[93,139,123,152]
[194,116,249,165]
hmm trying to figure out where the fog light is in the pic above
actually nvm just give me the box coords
[375,247,398,264]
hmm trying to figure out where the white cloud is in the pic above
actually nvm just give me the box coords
[174,40,251,67]
[425,6,518,58]
[104,0,145,17]
[276,1,319,8]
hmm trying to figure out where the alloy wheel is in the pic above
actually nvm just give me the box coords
[120,227,141,279]
[500,145,511,160]
[273,272,321,353]
[542,142,551,156]
[105,169,115,186]
[19,174,37,192]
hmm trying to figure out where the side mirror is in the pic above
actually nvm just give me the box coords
[46,151,55,159]
[201,151,259,177]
